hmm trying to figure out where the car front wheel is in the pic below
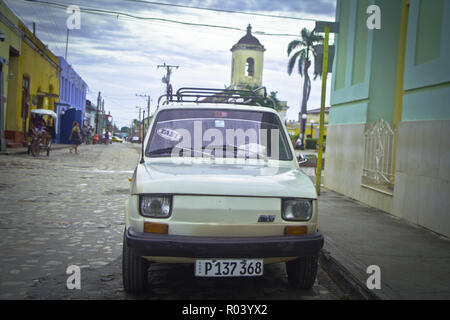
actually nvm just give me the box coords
[285,255,318,289]
[122,229,149,294]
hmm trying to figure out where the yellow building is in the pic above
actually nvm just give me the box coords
[0,0,21,150]
[230,24,265,88]
[286,107,329,140]
[286,120,300,137]
[304,107,329,139]
[3,12,59,147]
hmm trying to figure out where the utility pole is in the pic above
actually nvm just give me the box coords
[100,99,105,135]
[314,21,339,195]
[95,91,101,134]
[157,63,179,101]
[136,94,151,129]
[65,28,69,60]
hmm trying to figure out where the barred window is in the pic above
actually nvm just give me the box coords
[362,119,396,193]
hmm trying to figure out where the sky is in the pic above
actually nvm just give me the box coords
[4,0,336,128]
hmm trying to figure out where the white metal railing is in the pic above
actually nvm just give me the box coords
[362,119,395,186]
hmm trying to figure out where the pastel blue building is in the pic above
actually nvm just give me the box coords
[54,56,87,143]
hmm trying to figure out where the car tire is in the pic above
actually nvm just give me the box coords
[122,229,149,294]
[285,255,318,289]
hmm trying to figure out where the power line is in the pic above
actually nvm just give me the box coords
[5,0,67,57]
[41,5,67,57]
[18,0,315,38]
[126,0,329,22]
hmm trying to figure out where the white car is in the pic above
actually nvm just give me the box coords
[123,88,323,293]
[130,136,140,143]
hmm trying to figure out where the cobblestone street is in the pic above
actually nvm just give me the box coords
[0,143,342,300]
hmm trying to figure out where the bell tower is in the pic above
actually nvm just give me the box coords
[230,24,265,88]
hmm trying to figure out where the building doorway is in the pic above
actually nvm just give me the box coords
[21,76,30,140]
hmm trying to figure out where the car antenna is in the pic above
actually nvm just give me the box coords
[140,110,145,164]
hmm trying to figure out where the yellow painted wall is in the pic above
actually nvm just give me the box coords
[5,20,59,138]
[0,0,21,133]
[230,49,264,87]
[305,113,329,138]
[286,121,300,137]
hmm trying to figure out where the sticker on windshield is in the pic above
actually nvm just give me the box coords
[215,120,225,128]
[157,128,182,142]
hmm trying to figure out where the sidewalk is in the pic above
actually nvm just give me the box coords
[317,188,450,300]
[0,144,71,155]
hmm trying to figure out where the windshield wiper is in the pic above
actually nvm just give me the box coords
[205,144,268,161]
[148,146,214,159]
[180,146,214,159]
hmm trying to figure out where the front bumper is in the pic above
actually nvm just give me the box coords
[125,228,324,259]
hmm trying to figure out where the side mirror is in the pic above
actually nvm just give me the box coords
[298,155,308,165]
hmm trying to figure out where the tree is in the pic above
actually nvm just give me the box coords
[243,85,283,111]
[287,28,323,143]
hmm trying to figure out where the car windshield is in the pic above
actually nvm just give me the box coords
[146,108,292,161]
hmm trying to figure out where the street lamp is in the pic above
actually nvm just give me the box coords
[301,113,307,141]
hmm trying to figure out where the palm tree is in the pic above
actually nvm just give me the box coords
[287,28,323,144]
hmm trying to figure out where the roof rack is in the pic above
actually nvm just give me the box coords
[157,87,275,108]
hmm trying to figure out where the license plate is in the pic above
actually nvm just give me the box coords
[195,259,263,277]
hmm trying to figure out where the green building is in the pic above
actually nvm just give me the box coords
[325,0,450,237]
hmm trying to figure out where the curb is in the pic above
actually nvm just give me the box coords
[0,144,71,156]
[318,248,381,300]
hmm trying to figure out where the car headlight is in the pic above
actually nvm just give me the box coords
[140,196,172,218]
[282,199,313,221]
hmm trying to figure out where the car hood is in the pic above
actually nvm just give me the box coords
[132,159,317,199]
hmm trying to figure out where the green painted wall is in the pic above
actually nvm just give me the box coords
[404,0,450,89]
[403,83,450,121]
[334,0,350,91]
[366,0,402,124]
[330,0,400,125]
[330,0,373,123]
[415,0,443,66]
[330,0,450,125]
[402,0,450,121]
[329,102,368,125]
[351,0,369,85]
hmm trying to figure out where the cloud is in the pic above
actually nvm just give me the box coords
[5,0,336,127]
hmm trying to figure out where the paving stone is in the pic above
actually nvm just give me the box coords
[0,143,343,300]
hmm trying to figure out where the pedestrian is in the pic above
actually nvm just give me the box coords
[87,126,93,144]
[69,121,82,154]
[81,125,87,144]
[295,137,304,150]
